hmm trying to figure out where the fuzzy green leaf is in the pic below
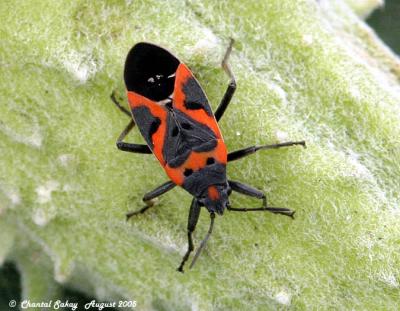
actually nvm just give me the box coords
[1,0,399,310]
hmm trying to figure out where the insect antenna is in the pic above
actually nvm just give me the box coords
[189,212,216,269]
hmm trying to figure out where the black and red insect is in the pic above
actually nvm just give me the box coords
[111,39,305,272]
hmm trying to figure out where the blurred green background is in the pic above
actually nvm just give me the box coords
[0,0,399,310]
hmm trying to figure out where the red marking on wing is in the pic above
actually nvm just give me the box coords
[164,165,185,185]
[173,63,223,140]
[127,91,167,165]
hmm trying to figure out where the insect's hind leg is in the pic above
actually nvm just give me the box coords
[214,38,237,122]
[126,181,176,220]
[227,180,295,218]
[177,198,201,272]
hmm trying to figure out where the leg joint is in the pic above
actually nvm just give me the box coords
[142,198,155,207]
[262,195,267,208]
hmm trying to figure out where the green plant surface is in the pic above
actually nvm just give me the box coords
[1,0,399,310]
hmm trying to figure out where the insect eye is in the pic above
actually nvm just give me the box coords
[206,157,215,165]
[184,168,193,176]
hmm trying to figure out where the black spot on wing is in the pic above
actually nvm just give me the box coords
[184,168,193,176]
[131,106,161,149]
[206,157,215,165]
[149,118,161,140]
[182,77,213,116]
[163,110,216,168]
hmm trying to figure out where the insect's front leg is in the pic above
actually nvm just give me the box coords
[177,198,201,272]
[227,180,295,218]
[126,181,176,220]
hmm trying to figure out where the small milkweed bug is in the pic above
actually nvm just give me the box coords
[111,39,306,272]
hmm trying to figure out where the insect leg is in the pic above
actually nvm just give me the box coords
[214,38,237,122]
[110,91,131,117]
[177,198,201,272]
[126,181,176,220]
[115,119,152,154]
[228,141,306,162]
[227,180,295,218]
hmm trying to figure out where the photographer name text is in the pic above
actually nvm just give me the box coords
[11,299,137,310]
